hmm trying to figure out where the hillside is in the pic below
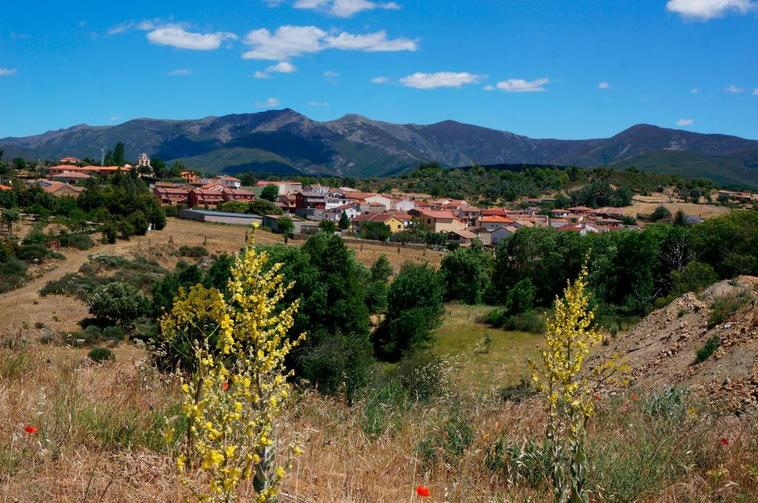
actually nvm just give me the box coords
[600,276,758,414]
[2,111,758,185]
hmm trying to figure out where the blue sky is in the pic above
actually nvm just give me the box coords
[1,0,757,139]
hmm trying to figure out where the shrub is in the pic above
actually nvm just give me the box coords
[16,243,50,262]
[87,282,149,326]
[102,325,126,341]
[176,245,208,258]
[643,387,689,421]
[695,336,720,363]
[163,205,179,217]
[484,307,507,327]
[59,233,94,250]
[87,347,115,363]
[502,309,545,333]
[505,278,536,314]
[484,437,550,487]
[101,223,117,244]
[708,293,751,328]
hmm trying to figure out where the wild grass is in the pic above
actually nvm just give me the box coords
[0,308,756,501]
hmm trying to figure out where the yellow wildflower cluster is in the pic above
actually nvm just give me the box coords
[529,265,604,502]
[531,265,603,424]
[162,225,305,502]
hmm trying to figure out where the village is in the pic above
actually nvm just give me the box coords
[20,153,714,250]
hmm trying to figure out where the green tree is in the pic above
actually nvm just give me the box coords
[261,184,279,202]
[365,255,393,314]
[359,221,391,241]
[248,199,282,216]
[440,244,491,304]
[670,261,718,297]
[112,142,126,166]
[374,263,445,361]
[319,220,337,233]
[338,210,350,230]
[264,233,373,402]
[88,282,148,327]
[151,156,166,178]
[277,216,294,244]
[691,210,758,277]
[651,205,672,222]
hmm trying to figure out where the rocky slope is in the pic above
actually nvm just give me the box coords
[601,276,758,414]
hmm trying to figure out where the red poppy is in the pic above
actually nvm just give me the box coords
[222,382,229,391]
[416,485,431,497]
[719,437,729,446]
[630,393,639,401]
[24,424,38,434]
[594,393,601,401]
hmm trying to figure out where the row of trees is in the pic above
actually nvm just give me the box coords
[439,211,758,321]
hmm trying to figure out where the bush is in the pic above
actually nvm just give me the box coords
[87,347,115,362]
[177,245,208,258]
[16,243,51,262]
[503,309,545,333]
[695,336,720,363]
[359,221,391,241]
[163,205,179,217]
[708,292,751,328]
[87,282,149,326]
[373,263,445,361]
[103,325,126,341]
[505,278,536,314]
[101,223,117,244]
[59,233,94,250]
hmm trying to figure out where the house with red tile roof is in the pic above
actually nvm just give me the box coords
[353,212,405,234]
[410,209,467,233]
[480,214,515,231]
[153,186,190,206]
[189,188,225,209]
[50,171,91,183]
[222,188,255,203]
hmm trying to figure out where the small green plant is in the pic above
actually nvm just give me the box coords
[643,387,689,421]
[176,245,208,258]
[87,347,115,363]
[708,293,750,328]
[485,437,550,487]
[695,336,720,363]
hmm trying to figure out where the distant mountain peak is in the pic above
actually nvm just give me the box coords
[1,110,756,186]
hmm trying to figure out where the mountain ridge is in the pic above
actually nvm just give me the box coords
[2,109,757,186]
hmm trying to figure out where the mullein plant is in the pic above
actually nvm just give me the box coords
[530,266,626,503]
[161,225,305,502]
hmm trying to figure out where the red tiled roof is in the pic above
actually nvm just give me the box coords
[0,184,12,191]
[345,192,378,200]
[51,171,91,179]
[354,213,401,223]
[480,215,514,223]
[481,208,509,216]
[417,209,457,220]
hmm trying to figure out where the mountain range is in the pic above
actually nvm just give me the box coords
[2,109,757,187]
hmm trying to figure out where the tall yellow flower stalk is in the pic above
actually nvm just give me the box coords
[530,266,602,503]
[161,226,305,502]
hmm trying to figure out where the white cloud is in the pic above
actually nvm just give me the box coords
[399,72,482,89]
[753,88,758,95]
[107,19,162,36]
[0,68,17,76]
[598,81,611,89]
[724,84,745,93]
[308,100,329,107]
[147,26,237,50]
[325,30,415,51]
[371,76,390,84]
[254,61,298,79]
[690,87,700,94]
[676,118,694,126]
[243,26,325,60]
[242,25,416,60]
[496,77,550,93]
[292,0,401,17]
[109,115,121,122]
[167,68,193,76]
[666,0,755,20]
[483,84,495,91]
[256,97,281,108]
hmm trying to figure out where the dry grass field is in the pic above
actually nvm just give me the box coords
[1,218,757,502]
